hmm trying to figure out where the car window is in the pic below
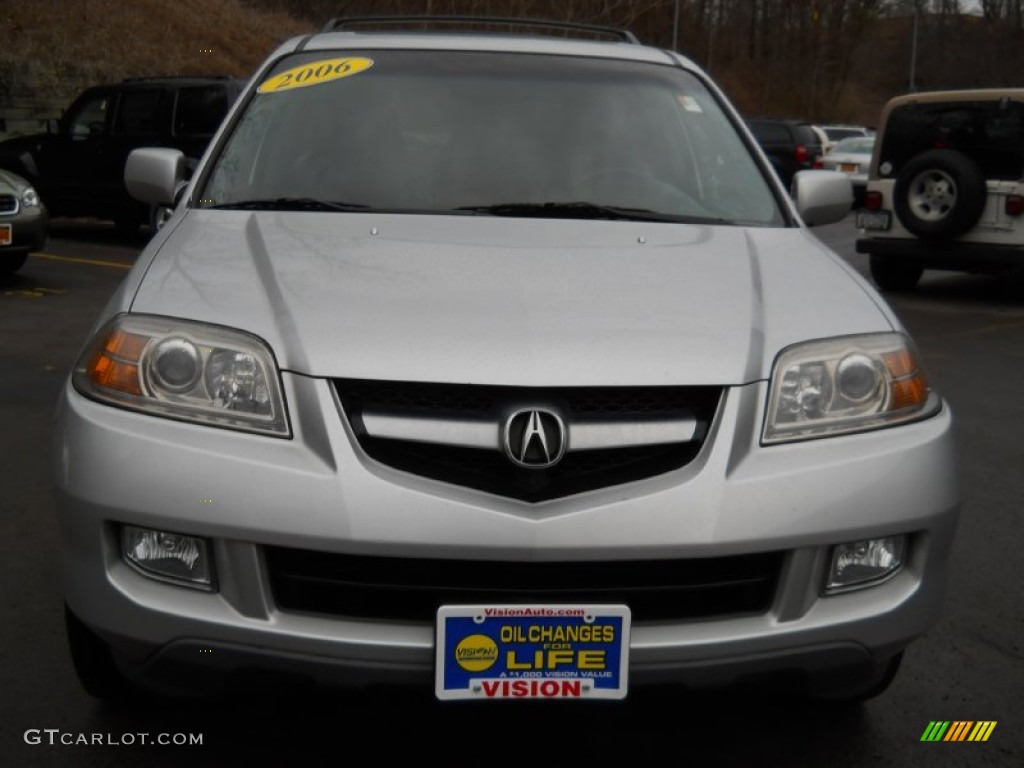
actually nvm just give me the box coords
[203,51,782,225]
[793,125,819,146]
[113,89,163,136]
[823,128,863,142]
[878,100,1024,180]
[67,94,110,138]
[174,86,230,137]
[832,137,874,153]
[747,121,789,143]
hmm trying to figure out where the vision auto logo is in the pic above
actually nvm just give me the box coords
[920,721,997,742]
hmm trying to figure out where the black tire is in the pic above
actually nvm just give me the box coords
[809,651,904,704]
[893,149,986,241]
[150,204,174,233]
[0,252,29,275]
[869,254,924,291]
[64,604,142,703]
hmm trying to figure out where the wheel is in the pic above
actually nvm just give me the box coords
[150,204,174,232]
[869,254,923,291]
[64,604,142,703]
[0,252,28,275]
[809,651,904,704]
[893,149,986,240]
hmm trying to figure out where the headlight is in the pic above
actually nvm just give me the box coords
[762,333,938,444]
[73,314,290,436]
[21,186,40,207]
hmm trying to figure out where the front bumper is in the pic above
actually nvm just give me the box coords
[0,206,48,255]
[53,372,960,695]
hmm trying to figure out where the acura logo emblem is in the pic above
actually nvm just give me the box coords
[503,409,566,469]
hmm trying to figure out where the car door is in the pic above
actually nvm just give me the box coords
[35,88,114,213]
[104,86,169,220]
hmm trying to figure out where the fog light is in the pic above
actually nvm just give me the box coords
[826,536,905,593]
[122,526,213,588]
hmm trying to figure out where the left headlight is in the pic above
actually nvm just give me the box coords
[762,333,938,444]
[21,186,40,207]
[73,314,290,437]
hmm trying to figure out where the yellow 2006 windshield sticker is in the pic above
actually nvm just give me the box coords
[258,57,374,93]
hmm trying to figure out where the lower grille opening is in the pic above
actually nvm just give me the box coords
[265,547,784,624]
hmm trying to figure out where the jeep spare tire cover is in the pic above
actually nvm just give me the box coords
[893,149,986,240]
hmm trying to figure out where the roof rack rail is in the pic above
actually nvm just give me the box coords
[321,15,639,44]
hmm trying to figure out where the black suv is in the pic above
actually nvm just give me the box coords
[746,118,824,188]
[0,76,243,231]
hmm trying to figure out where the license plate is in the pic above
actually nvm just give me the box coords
[0,224,11,246]
[436,604,631,701]
[839,163,859,173]
[856,210,891,231]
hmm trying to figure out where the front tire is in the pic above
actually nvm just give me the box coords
[809,651,904,704]
[869,254,923,291]
[0,252,28,275]
[64,604,142,703]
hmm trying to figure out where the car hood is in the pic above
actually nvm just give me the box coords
[0,168,29,194]
[129,211,892,386]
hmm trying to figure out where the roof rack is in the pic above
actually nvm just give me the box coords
[321,16,640,44]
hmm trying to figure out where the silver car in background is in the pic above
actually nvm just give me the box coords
[823,135,876,207]
[54,17,959,705]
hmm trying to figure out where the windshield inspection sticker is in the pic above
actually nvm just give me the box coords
[257,57,374,93]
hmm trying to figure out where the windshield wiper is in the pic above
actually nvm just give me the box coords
[455,201,733,225]
[208,197,370,212]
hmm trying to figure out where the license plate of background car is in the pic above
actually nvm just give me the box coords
[435,604,630,701]
[0,224,11,246]
[856,210,891,231]
[840,164,859,172]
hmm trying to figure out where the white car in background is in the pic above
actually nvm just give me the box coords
[823,135,876,206]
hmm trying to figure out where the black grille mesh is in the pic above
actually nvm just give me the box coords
[335,380,721,501]
[265,547,783,623]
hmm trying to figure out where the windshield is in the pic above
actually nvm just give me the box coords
[201,50,782,225]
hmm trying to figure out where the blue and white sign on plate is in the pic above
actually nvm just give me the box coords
[436,604,631,701]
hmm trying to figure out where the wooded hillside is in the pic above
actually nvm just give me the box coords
[3,0,1024,135]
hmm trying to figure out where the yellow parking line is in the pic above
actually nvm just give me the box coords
[32,252,133,270]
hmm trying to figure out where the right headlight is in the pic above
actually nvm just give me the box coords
[762,333,939,444]
[73,314,290,437]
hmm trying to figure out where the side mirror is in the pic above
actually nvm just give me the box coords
[125,148,187,207]
[792,170,853,227]
[47,118,60,135]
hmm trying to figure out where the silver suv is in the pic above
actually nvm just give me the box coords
[857,88,1024,290]
[55,17,959,704]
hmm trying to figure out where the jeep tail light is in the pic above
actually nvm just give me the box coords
[865,191,883,211]
[812,156,824,169]
[1005,195,1024,217]
[795,144,808,164]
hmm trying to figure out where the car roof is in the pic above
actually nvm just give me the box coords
[274,28,689,68]
[877,88,1024,130]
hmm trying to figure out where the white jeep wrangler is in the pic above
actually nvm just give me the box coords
[856,89,1024,290]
